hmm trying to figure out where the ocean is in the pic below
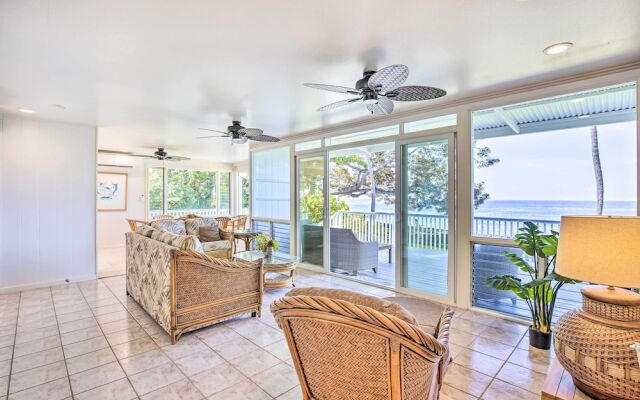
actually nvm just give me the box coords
[340,198,636,221]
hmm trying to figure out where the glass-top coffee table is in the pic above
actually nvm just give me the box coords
[234,250,300,289]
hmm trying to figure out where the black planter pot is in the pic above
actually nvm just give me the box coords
[529,327,552,350]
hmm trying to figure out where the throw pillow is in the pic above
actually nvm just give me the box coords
[199,226,221,242]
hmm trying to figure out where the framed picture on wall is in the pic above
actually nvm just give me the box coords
[97,172,128,211]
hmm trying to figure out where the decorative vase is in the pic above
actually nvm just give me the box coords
[265,245,273,258]
[529,327,552,350]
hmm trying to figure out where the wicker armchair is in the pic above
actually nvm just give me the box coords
[271,288,454,400]
[215,216,231,229]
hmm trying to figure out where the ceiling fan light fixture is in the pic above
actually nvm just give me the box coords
[362,91,378,105]
[232,136,248,144]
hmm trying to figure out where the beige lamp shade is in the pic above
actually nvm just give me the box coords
[556,216,640,288]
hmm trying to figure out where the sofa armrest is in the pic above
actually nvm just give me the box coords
[434,307,455,384]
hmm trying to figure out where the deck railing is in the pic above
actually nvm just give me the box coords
[330,211,560,249]
[148,208,226,219]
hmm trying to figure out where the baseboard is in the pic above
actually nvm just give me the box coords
[0,273,98,294]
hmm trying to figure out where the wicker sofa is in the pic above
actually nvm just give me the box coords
[126,226,263,344]
[149,217,233,259]
[271,288,453,400]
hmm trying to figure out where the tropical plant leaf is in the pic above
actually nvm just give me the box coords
[539,233,558,257]
[546,272,581,284]
[502,251,535,274]
[486,275,531,300]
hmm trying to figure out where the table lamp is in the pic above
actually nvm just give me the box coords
[554,216,640,400]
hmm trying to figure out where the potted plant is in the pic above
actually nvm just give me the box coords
[486,222,580,349]
[256,233,279,258]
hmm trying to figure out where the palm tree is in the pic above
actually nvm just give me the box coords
[590,125,604,215]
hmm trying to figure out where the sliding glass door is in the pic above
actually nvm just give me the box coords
[297,155,326,267]
[398,134,455,300]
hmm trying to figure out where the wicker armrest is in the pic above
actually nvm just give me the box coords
[434,307,455,384]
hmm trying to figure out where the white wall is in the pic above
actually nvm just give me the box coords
[96,154,146,249]
[0,114,97,292]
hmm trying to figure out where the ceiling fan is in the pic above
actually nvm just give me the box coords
[98,147,190,161]
[198,121,280,144]
[304,64,446,115]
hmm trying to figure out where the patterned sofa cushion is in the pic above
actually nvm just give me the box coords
[185,218,219,236]
[136,224,155,238]
[150,219,187,235]
[149,228,204,253]
[202,241,231,251]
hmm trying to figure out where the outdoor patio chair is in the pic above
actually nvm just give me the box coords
[330,227,379,275]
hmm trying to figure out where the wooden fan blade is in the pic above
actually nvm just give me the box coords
[317,97,362,112]
[249,134,280,142]
[199,128,229,134]
[238,128,263,137]
[367,64,409,93]
[385,86,447,101]
[304,83,361,95]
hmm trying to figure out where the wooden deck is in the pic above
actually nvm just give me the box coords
[329,246,583,320]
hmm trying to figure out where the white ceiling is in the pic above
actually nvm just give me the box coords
[1,0,639,163]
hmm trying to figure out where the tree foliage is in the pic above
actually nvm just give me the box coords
[300,193,349,224]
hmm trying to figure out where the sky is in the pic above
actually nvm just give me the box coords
[474,121,637,201]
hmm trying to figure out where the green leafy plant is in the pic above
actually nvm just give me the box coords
[300,193,349,224]
[486,222,580,333]
[256,233,279,253]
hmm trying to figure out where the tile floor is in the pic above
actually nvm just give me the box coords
[0,267,584,400]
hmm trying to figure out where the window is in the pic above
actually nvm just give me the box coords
[404,114,457,133]
[471,82,637,317]
[251,146,290,220]
[147,167,230,219]
[219,172,231,215]
[324,125,399,147]
[295,139,322,152]
[472,82,637,239]
[239,172,249,215]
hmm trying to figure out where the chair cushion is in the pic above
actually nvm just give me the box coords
[383,297,447,335]
[202,241,231,251]
[285,288,418,325]
[150,219,187,235]
[136,224,155,238]
[199,226,221,242]
[149,229,203,252]
[185,218,219,236]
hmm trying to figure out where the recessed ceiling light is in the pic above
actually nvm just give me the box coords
[18,108,34,113]
[578,114,590,119]
[543,42,573,55]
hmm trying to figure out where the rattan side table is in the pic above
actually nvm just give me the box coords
[234,250,299,289]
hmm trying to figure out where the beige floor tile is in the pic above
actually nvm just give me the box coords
[6,377,71,400]
[440,384,478,400]
[489,319,528,335]
[172,348,224,377]
[197,326,243,346]
[13,335,60,358]
[100,317,140,334]
[229,348,281,376]
[442,364,492,398]
[208,379,271,400]
[11,347,64,374]
[207,336,262,360]
[62,336,109,358]
[129,362,186,395]
[251,363,299,398]
[467,337,515,361]
[140,378,203,400]
[0,359,9,377]
[69,361,126,394]
[161,336,209,360]
[120,348,172,376]
[58,317,98,334]
[448,343,465,359]
[457,311,498,326]
[9,360,67,393]
[448,329,477,347]
[189,361,247,396]
[0,347,13,362]
[507,347,554,374]
[56,310,94,324]
[91,304,126,316]
[453,349,505,377]
[496,362,546,394]
[450,318,490,335]
[105,326,149,346]
[481,379,538,400]
[65,347,116,375]
[276,386,303,400]
[14,326,58,345]
[112,336,158,359]
[263,340,292,361]
[477,326,522,346]
[0,374,7,394]
[60,326,103,345]
[95,310,131,325]
[74,377,137,400]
